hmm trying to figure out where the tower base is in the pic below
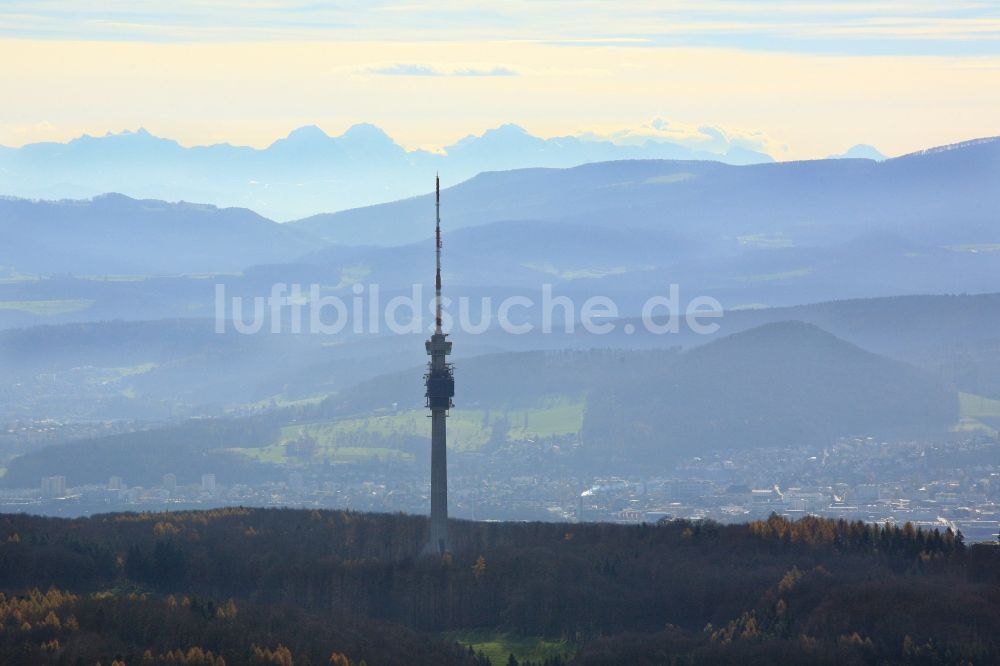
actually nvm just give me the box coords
[420,538,450,557]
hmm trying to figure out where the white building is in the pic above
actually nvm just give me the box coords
[41,476,66,498]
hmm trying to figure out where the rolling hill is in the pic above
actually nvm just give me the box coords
[1,136,997,326]
[3,292,1000,423]
[1,320,959,483]
[290,136,1000,247]
[0,193,322,275]
[581,321,958,466]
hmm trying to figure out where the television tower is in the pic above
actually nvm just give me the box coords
[423,175,455,556]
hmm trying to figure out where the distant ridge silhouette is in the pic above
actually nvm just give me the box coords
[0,123,774,220]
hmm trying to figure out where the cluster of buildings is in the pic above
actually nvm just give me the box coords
[3,433,998,544]
[3,472,219,513]
[569,435,1000,543]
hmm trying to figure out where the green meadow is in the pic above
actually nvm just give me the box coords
[230,399,584,465]
[0,299,95,315]
[955,392,1000,436]
[443,629,576,665]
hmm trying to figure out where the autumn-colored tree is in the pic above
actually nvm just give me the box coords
[328,652,351,666]
[251,644,293,666]
[472,555,487,580]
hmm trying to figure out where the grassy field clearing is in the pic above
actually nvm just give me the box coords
[229,399,584,465]
[954,392,1000,436]
[0,299,95,315]
[443,629,575,665]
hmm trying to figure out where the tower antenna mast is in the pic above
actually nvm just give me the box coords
[435,174,442,334]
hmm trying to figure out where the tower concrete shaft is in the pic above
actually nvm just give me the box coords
[425,351,451,555]
[423,176,454,556]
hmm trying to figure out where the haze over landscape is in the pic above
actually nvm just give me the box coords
[2,2,1000,664]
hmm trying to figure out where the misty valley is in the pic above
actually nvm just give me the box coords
[1,132,1000,664]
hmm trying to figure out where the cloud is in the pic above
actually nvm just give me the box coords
[2,1,1000,57]
[365,63,518,77]
[589,118,778,157]
[367,63,442,76]
[453,66,518,76]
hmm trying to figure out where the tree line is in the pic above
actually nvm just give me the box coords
[0,508,997,664]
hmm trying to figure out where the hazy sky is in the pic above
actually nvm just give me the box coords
[2,1,999,159]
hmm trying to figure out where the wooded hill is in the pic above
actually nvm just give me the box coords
[0,508,996,664]
[1,321,959,486]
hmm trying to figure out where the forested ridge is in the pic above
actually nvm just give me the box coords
[582,322,958,466]
[3,321,962,488]
[0,508,997,664]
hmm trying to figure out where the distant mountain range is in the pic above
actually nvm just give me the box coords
[0,135,998,328]
[294,135,1000,246]
[827,144,885,160]
[288,136,1000,307]
[0,124,775,220]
